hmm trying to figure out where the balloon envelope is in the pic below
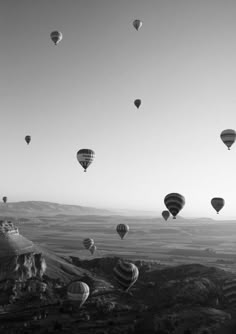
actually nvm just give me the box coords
[164,193,185,219]
[211,197,225,214]
[220,129,236,150]
[222,279,236,308]
[83,238,94,250]
[134,99,141,109]
[133,19,142,31]
[113,261,139,291]
[50,31,63,45]
[162,210,170,221]
[67,281,89,307]
[116,223,129,239]
[25,135,31,144]
[77,149,95,172]
[2,197,7,203]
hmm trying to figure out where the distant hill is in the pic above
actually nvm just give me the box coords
[0,201,161,219]
[113,208,159,217]
[0,201,115,218]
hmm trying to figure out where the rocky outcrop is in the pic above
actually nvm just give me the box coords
[0,221,46,283]
[0,253,46,282]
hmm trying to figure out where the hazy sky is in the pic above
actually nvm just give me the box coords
[1,0,236,218]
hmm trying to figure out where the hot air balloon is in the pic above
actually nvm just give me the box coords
[67,281,90,307]
[133,19,142,31]
[220,129,236,150]
[25,135,31,145]
[2,197,7,204]
[83,238,94,250]
[211,197,225,214]
[50,31,63,45]
[222,279,236,307]
[90,244,97,255]
[164,193,185,219]
[116,224,129,239]
[77,149,95,172]
[162,210,170,221]
[134,99,141,109]
[113,261,139,291]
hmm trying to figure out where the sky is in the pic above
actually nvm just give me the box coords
[1,0,236,218]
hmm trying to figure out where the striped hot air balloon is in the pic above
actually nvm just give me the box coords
[67,281,90,307]
[220,129,236,150]
[211,197,225,214]
[113,261,139,291]
[83,238,94,250]
[133,19,142,31]
[116,224,129,239]
[222,279,236,308]
[77,149,95,172]
[134,99,141,109]
[164,193,185,219]
[162,210,170,221]
[50,31,63,45]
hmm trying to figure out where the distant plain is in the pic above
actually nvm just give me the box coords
[1,201,236,272]
[15,214,236,273]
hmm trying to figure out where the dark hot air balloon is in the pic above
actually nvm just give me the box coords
[116,223,129,239]
[77,149,95,172]
[162,210,170,221]
[211,197,225,214]
[220,129,236,150]
[113,261,139,291]
[164,193,185,219]
[133,19,142,31]
[50,31,63,45]
[134,99,141,109]
[25,136,31,145]
[2,197,7,203]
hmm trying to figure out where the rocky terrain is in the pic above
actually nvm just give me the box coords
[1,248,236,334]
[0,203,236,333]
